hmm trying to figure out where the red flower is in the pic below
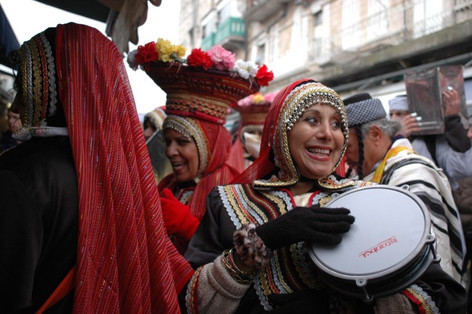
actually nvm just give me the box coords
[187,48,213,70]
[255,64,274,87]
[135,42,159,64]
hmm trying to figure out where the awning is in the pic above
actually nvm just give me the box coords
[0,4,20,68]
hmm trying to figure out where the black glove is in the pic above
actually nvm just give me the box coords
[255,206,354,250]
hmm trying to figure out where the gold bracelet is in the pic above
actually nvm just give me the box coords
[222,249,253,285]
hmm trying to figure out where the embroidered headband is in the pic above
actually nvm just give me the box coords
[163,115,209,178]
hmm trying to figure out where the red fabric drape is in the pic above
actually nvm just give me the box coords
[227,137,246,173]
[56,23,193,313]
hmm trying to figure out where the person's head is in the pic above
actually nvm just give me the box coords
[388,95,410,121]
[232,91,278,159]
[10,27,67,141]
[242,79,348,187]
[7,108,22,133]
[143,107,166,141]
[344,93,401,178]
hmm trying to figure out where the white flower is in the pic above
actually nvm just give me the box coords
[127,50,139,70]
[233,59,258,79]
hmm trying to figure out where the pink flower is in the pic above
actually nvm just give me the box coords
[237,94,255,107]
[207,45,235,70]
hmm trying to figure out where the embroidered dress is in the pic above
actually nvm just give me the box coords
[185,177,374,311]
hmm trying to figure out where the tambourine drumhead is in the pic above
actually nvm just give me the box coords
[308,185,435,300]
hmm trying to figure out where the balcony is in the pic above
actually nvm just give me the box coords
[201,33,216,51]
[240,0,291,22]
[214,17,246,50]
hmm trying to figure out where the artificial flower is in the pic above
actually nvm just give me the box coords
[173,44,186,59]
[135,42,159,65]
[128,38,274,88]
[264,90,279,103]
[207,45,235,70]
[127,50,139,70]
[252,93,265,104]
[233,60,258,80]
[237,94,255,107]
[255,64,274,87]
[187,48,213,70]
[156,38,176,62]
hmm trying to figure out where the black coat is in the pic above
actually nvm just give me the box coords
[0,137,78,313]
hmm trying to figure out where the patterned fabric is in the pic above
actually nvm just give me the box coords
[344,93,386,127]
[17,32,57,128]
[144,62,259,125]
[231,79,349,188]
[364,138,466,283]
[16,23,194,312]
[190,178,370,311]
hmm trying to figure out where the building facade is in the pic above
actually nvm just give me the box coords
[179,0,472,111]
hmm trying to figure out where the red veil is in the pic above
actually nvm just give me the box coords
[56,23,192,312]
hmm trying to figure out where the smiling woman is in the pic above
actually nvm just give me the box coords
[181,79,467,314]
[127,37,274,253]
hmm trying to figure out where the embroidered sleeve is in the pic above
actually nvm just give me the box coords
[185,254,251,314]
[402,284,440,314]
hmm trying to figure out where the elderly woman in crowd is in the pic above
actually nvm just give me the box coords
[182,79,466,313]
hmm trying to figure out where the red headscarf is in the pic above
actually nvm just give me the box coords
[54,23,193,312]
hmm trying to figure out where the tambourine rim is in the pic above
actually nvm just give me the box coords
[309,185,432,281]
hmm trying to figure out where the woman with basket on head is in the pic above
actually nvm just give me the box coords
[128,41,274,253]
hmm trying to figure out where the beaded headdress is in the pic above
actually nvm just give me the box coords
[254,80,348,187]
[12,28,67,140]
[162,115,210,178]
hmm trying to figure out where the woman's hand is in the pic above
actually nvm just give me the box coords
[159,188,199,240]
[255,206,355,250]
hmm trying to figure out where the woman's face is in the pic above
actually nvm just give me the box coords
[288,103,344,180]
[7,109,22,133]
[164,128,200,183]
[143,121,157,141]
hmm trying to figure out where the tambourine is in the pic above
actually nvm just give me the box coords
[308,185,438,302]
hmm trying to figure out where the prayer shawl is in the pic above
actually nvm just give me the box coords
[55,23,193,312]
[364,138,466,284]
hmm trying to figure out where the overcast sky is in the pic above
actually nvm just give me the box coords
[1,0,181,115]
